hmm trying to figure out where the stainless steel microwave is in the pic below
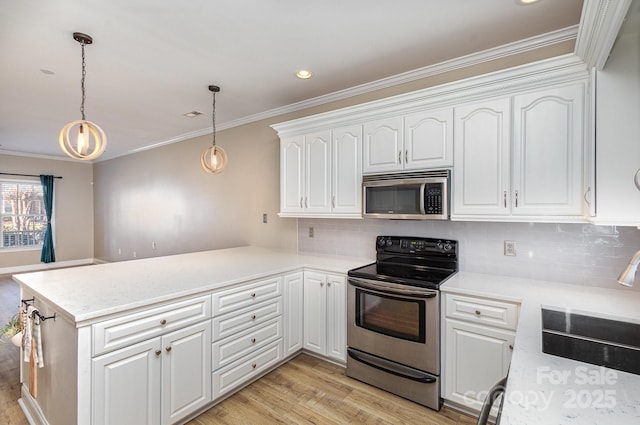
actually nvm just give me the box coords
[363,170,450,220]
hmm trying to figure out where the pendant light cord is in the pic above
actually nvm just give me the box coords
[212,91,216,148]
[80,40,87,121]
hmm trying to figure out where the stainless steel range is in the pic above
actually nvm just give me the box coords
[346,235,458,410]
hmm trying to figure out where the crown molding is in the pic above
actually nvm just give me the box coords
[0,149,84,163]
[575,0,633,70]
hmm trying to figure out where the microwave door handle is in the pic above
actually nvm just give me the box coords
[419,183,426,215]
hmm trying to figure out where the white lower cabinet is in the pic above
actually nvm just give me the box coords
[442,293,519,412]
[92,320,211,425]
[284,272,304,357]
[211,277,284,400]
[303,271,346,362]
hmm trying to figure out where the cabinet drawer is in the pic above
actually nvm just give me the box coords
[212,339,283,399]
[93,295,211,356]
[212,276,282,317]
[445,293,519,330]
[213,317,282,370]
[212,297,282,341]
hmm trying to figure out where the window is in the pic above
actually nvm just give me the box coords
[1,180,47,249]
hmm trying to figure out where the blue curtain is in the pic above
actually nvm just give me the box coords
[40,175,55,263]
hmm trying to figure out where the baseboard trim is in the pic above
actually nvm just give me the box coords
[0,258,97,276]
[19,385,49,425]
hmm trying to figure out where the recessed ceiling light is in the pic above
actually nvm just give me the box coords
[296,70,313,79]
[516,0,541,4]
[183,111,203,118]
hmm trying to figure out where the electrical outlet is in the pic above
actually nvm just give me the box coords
[309,227,314,238]
[133,251,137,258]
[151,242,157,250]
[117,248,121,255]
[504,241,516,256]
[262,213,268,224]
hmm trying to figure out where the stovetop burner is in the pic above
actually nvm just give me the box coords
[348,236,458,289]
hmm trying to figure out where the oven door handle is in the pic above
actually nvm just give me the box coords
[348,277,437,298]
[348,348,437,384]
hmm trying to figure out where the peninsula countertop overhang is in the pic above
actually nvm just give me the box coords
[13,246,373,325]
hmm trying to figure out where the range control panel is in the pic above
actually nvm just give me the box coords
[376,236,457,254]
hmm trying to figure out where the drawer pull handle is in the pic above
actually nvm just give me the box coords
[251,315,256,320]
[251,293,256,298]
[165,346,172,353]
[155,350,161,357]
[251,338,256,344]
[252,363,257,369]
[160,319,167,325]
[509,344,514,350]
[475,310,481,316]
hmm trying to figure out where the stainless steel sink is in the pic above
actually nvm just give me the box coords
[541,307,640,375]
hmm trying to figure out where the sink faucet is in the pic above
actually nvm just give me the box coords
[617,250,640,287]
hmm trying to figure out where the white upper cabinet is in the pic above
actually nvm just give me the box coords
[362,108,453,174]
[332,125,362,214]
[512,84,585,216]
[453,98,511,216]
[363,116,404,173]
[404,108,454,170]
[305,131,332,213]
[453,82,588,221]
[273,55,592,222]
[279,127,362,218]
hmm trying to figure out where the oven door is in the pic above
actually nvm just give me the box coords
[347,277,440,374]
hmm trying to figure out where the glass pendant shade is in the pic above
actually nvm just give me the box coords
[59,119,107,160]
[201,145,227,174]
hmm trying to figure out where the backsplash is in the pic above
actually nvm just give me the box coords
[298,218,640,290]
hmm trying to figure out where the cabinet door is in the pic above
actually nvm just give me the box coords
[332,125,362,215]
[93,338,161,425]
[512,84,585,216]
[280,136,305,213]
[284,272,304,357]
[453,98,511,216]
[443,319,514,411]
[305,131,332,213]
[161,321,211,425]
[404,108,453,169]
[303,271,327,355]
[363,116,404,174]
[325,274,346,362]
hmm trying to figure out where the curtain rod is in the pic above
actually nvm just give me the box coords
[0,172,63,179]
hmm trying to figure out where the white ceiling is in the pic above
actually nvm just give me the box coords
[0,0,584,161]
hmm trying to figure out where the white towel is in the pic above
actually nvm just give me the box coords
[23,306,45,368]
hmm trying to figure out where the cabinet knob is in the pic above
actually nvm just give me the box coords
[509,344,514,350]
[160,319,167,325]
[155,350,161,357]
[320,282,324,287]
[251,338,256,344]
[165,346,172,352]
[251,293,256,298]
[327,282,331,287]
[475,310,481,316]
[252,363,257,369]
[251,315,256,320]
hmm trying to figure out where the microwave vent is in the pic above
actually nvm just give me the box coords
[363,170,450,182]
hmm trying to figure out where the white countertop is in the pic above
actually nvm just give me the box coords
[13,246,372,324]
[441,272,640,425]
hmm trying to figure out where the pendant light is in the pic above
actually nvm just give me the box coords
[59,32,107,161]
[201,85,227,174]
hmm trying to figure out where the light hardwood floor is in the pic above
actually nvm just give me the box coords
[1,277,475,425]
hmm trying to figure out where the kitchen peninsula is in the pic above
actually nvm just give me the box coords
[13,246,371,425]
